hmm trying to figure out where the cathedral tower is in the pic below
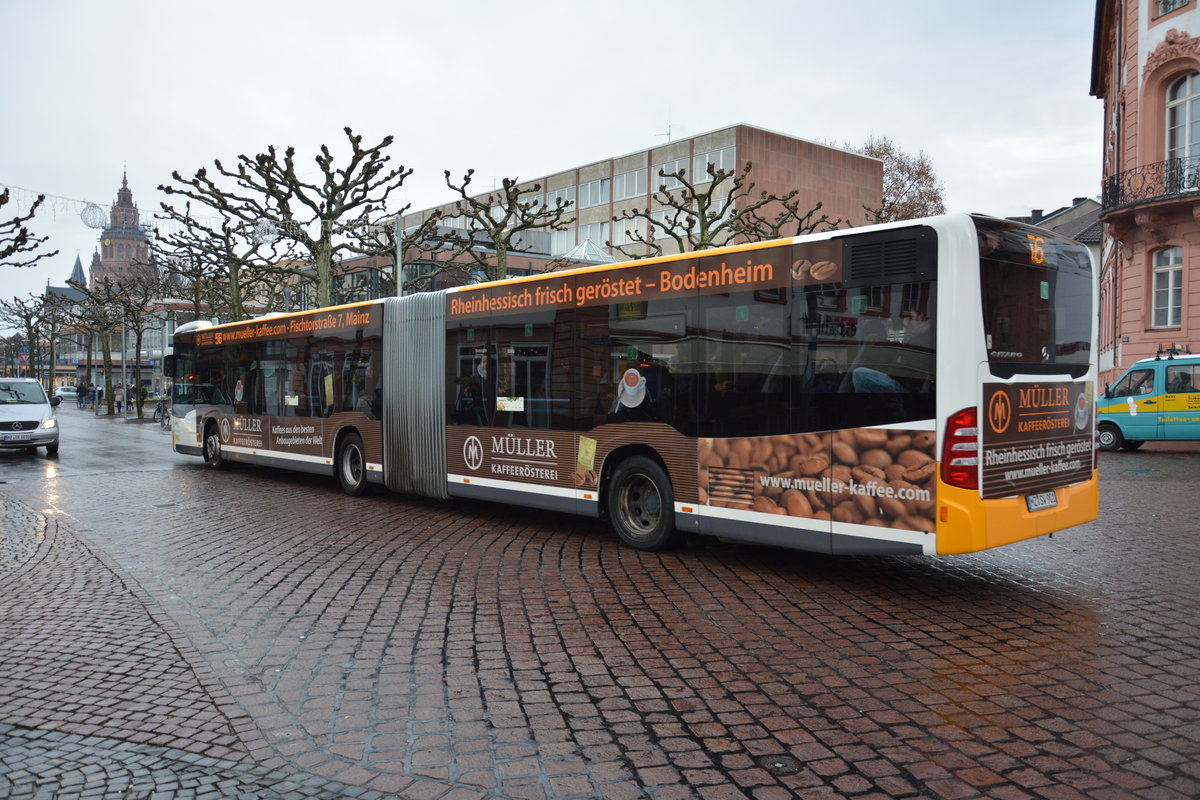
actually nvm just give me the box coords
[89,171,154,286]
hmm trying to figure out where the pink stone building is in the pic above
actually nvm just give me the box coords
[1092,0,1200,384]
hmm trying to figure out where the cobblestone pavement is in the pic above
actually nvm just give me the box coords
[1,411,1198,799]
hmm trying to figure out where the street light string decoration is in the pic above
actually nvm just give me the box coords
[2,181,396,243]
[0,182,198,237]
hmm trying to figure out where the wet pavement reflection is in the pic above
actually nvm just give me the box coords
[1,405,1197,799]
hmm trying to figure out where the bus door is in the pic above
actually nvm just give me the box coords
[1163,361,1200,440]
[1103,364,1161,440]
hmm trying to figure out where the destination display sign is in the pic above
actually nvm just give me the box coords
[194,305,379,348]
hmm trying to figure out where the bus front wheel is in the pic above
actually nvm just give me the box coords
[607,456,678,551]
[203,422,227,469]
[337,432,368,496]
[1097,423,1123,452]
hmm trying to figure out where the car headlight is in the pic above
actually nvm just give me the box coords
[41,418,58,430]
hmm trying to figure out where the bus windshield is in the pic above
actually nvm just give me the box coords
[975,216,1093,378]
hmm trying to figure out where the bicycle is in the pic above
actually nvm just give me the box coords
[153,399,170,428]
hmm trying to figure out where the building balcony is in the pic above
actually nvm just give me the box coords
[1102,157,1200,212]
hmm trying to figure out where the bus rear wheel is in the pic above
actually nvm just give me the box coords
[607,456,678,551]
[203,422,227,469]
[1097,423,1123,452]
[337,432,368,496]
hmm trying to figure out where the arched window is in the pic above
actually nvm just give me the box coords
[1167,72,1200,163]
[1152,246,1183,328]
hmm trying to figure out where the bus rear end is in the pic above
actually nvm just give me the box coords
[935,217,1098,554]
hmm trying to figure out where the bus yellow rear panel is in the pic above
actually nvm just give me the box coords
[935,472,1099,555]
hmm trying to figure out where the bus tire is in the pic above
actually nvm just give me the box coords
[1120,439,1144,451]
[607,456,678,551]
[1097,423,1123,452]
[203,421,227,469]
[337,432,368,496]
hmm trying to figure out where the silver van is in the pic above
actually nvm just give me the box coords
[0,378,61,455]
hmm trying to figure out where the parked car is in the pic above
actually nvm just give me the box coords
[54,385,78,401]
[1,378,60,455]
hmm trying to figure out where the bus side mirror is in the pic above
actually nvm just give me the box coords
[1102,382,1111,399]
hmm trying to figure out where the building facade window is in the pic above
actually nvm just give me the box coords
[1152,246,1184,327]
[612,217,645,246]
[652,158,690,190]
[549,228,576,256]
[546,187,576,210]
[693,146,737,183]
[614,168,647,201]
[1167,72,1200,162]
[1158,0,1189,16]
[578,179,611,209]
[578,221,610,246]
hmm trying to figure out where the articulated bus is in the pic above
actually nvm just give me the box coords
[167,214,1098,555]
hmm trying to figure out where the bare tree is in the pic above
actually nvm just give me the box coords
[157,245,233,322]
[0,295,47,382]
[38,293,71,391]
[1,188,59,269]
[424,171,576,283]
[610,161,837,259]
[66,277,126,415]
[107,277,165,417]
[161,127,417,308]
[153,200,286,320]
[343,213,445,295]
[1,333,27,377]
[854,135,946,223]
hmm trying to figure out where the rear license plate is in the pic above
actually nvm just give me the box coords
[2,433,32,442]
[1026,490,1058,512]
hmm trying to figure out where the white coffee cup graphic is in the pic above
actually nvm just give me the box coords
[618,368,646,407]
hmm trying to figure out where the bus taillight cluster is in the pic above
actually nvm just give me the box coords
[942,408,980,490]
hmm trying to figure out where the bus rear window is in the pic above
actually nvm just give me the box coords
[974,217,1092,379]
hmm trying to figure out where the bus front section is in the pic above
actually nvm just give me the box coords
[935,217,1098,554]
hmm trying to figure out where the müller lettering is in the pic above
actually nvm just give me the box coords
[491,433,557,460]
[1018,385,1070,409]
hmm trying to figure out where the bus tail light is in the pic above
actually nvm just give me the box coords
[942,407,979,490]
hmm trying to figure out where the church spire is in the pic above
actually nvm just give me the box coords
[68,254,87,286]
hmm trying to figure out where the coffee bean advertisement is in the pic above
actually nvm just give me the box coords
[699,427,938,532]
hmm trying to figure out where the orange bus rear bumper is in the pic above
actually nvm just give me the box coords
[935,471,1099,555]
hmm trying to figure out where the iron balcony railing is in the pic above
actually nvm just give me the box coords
[1103,156,1200,211]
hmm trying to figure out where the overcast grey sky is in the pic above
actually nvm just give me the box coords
[2,0,1101,307]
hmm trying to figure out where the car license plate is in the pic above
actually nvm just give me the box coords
[1026,490,1058,512]
[2,433,32,442]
